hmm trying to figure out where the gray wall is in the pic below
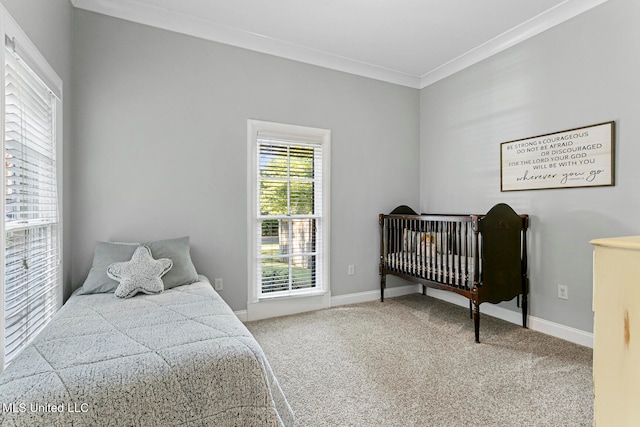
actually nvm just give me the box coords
[70,10,420,311]
[1,0,74,299]
[8,0,632,332]
[420,0,640,332]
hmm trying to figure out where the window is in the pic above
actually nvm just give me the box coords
[1,7,63,368]
[247,120,330,320]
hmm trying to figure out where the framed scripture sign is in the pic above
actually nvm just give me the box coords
[500,121,615,192]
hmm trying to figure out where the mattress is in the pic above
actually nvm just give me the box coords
[0,277,294,426]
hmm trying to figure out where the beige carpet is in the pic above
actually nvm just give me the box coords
[246,294,593,427]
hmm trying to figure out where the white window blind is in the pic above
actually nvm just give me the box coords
[256,132,325,298]
[3,41,60,367]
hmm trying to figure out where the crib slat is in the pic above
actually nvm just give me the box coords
[455,222,461,288]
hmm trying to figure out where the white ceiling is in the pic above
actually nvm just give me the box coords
[71,0,607,88]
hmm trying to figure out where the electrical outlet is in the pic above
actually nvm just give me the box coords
[348,265,355,276]
[214,278,223,291]
[558,284,568,300]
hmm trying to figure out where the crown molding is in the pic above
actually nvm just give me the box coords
[419,0,609,88]
[70,0,422,88]
[72,0,607,90]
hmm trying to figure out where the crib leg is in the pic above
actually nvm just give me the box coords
[422,284,426,295]
[380,275,386,302]
[469,301,472,319]
[473,303,480,343]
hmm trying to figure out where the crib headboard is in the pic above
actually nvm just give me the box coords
[476,203,528,304]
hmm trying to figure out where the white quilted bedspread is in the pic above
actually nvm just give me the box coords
[0,278,294,426]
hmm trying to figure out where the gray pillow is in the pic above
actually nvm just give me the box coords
[145,236,198,289]
[77,242,140,295]
[107,245,173,298]
[78,237,198,295]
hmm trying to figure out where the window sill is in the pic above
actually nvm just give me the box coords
[258,288,326,300]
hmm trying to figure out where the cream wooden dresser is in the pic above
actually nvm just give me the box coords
[591,236,640,426]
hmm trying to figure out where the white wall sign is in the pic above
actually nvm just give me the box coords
[501,121,615,191]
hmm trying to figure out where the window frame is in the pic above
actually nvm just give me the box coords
[247,120,330,321]
[0,5,63,369]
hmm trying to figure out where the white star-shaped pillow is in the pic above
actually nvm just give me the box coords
[107,245,173,298]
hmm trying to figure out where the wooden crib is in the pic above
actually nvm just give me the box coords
[379,203,529,342]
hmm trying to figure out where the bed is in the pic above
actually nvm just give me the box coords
[0,237,294,426]
[379,203,529,342]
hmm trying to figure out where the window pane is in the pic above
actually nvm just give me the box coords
[289,146,314,179]
[4,54,57,229]
[260,219,279,254]
[260,219,286,257]
[259,144,288,178]
[260,258,289,294]
[289,181,313,215]
[259,179,288,216]
[290,219,315,253]
[260,219,316,258]
[291,255,316,290]
[4,225,59,365]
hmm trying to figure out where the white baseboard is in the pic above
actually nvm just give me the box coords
[234,310,248,322]
[236,285,417,322]
[423,288,593,348]
[527,316,593,348]
[245,292,332,322]
[330,284,421,307]
[236,284,593,348]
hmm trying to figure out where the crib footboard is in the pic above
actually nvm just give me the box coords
[379,203,529,342]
